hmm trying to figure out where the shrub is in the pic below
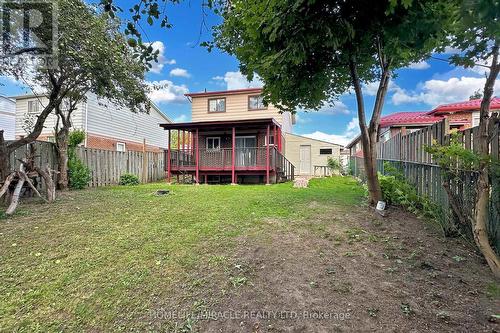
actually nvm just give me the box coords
[68,131,91,190]
[68,158,91,190]
[379,162,438,220]
[119,173,140,186]
[327,157,343,175]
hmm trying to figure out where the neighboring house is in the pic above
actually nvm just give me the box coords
[378,111,445,143]
[284,133,342,175]
[0,95,16,140]
[347,110,469,158]
[13,93,171,151]
[160,88,343,184]
[427,97,500,128]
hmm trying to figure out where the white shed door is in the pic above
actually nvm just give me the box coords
[299,145,311,175]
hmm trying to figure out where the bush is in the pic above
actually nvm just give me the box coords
[379,162,437,219]
[119,173,140,186]
[68,158,91,190]
[68,131,91,190]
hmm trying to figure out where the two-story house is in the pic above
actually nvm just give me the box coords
[0,95,16,140]
[14,93,171,151]
[160,88,343,184]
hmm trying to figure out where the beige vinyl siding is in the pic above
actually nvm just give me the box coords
[0,97,16,140]
[284,133,342,175]
[191,93,285,124]
[85,94,169,149]
[15,96,85,138]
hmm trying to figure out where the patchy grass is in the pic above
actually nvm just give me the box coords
[0,177,364,331]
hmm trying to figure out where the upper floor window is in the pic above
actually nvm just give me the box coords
[28,100,39,113]
[248,95,266,110]
[208,98,225,112]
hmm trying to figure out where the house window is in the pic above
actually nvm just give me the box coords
[208,98,225,112]
[264,135,275,146]
[28,100,39,113]
[472,111,480,127]
[248,95,266,110]
[206,137,221,151]
[320,148,333,155]
[47,136,56,143]
[116,142,126,152]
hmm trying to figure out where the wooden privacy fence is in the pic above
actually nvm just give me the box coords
[75,147,165,186]
[7,141,166,187]
[373,118,500,252]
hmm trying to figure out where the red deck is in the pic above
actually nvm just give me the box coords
[160,119,294,184]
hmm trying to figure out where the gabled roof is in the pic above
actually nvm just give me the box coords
[185,88,263,98]
[379,111,442,127]
[428,97,500,115]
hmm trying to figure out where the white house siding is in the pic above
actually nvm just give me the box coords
[85,94,169,149]
[15,96,85,138]
[0,96,16,140]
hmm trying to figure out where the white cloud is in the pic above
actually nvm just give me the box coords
[169,68,191,78]
[298,101,350,115]
[363,80,399,96]
[406,61,431,70]
[147,41,176,74]
[391,76,500,107]
[212,71,263,90]
[301,117,359,147]
[147,80,189,104]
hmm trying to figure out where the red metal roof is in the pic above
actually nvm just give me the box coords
[379,111,443,127]
[185,88,263,98]
[428,97,500,115]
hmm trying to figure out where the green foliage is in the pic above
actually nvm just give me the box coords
[424,133,482,178]
[68,159,92,190]
[68,131,91,190]
[119,173,140,186]
[379,162,438,219]
[214,0,455,112]
[327,157,341,172]
[68,129,86,149]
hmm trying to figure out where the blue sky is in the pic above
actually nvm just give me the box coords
[1,0,498,146]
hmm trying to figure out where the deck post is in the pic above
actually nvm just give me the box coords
[195,128,199,184]
[266,125,270,185]
[167,129,171,183]
[277,126,282,152]
[231,127,236,184]
[273,125,277,147]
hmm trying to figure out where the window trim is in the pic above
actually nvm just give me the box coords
[116,142,126,152]
[28,100,40,113]
[248,94,267,111]
[207,97,226,113]
[319,148,333,155]
[264,134,275,146]
[206,136,221,151]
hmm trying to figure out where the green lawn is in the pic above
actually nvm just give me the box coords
[0,177,365,332]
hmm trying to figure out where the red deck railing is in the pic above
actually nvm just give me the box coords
[165,147,294,182]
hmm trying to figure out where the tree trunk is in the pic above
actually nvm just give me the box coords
[36,165,56,203]
[6,175,24,215]
[0,130,11,182]
[349,56,390,205]
[56,128,70,190]
[474,43,500,278]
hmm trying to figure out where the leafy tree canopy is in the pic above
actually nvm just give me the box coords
[213,0,457,112]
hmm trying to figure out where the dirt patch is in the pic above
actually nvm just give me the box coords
[195,207,500,332]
